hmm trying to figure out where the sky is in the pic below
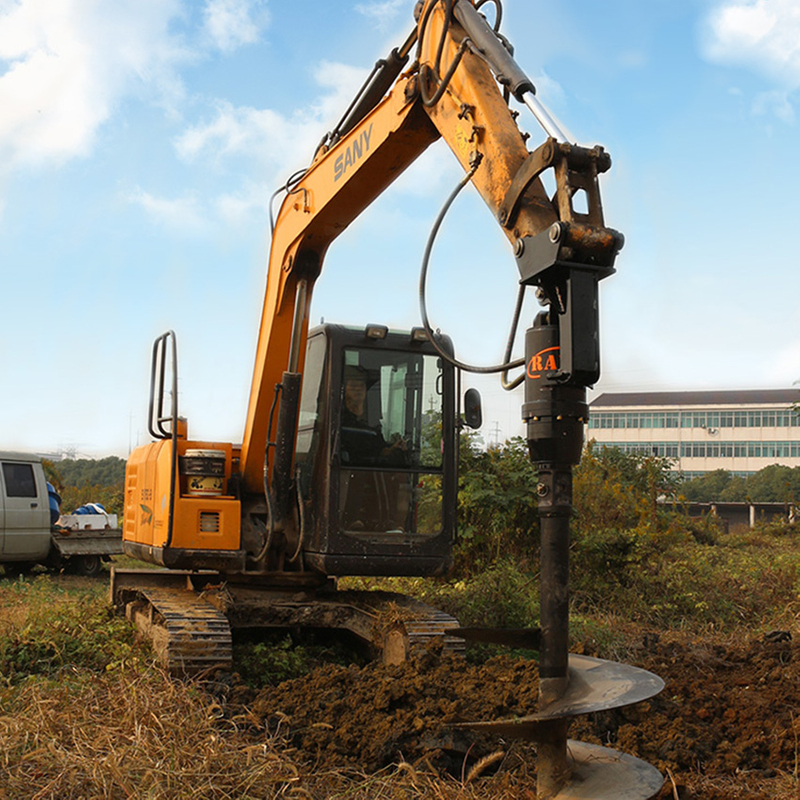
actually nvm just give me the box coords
[1,0,799,458]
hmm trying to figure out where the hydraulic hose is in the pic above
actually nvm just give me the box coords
[418,157,526,377]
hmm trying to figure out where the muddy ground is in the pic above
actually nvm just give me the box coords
[224,630,800,799]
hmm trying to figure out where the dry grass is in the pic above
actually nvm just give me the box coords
[0,668,303,799]
[0,665,536,800]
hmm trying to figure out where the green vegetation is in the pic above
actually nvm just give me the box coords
[3,444,800,798]
[680,463,800,503]
[54,456,126,487]
[392,439,800,638]
[43,456,125,516]
[456,435,539,571]
[234,631,366,689]
[0,576,144,682]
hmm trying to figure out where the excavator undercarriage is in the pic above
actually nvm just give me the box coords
[111,568,465,674]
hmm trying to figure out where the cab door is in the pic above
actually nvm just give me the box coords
[0,458,50,557]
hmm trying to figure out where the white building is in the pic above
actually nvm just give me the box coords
[587,390,800,477]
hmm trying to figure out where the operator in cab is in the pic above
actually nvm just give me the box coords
[341,365,407,466]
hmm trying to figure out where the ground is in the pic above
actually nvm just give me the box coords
[222,629,800,798]
[2,569,800,798]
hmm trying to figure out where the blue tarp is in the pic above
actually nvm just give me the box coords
[72,503,107,515]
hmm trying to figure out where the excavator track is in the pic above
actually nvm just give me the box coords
[113,571,234,675]
[112,569,463,672]
[137,587,232,674]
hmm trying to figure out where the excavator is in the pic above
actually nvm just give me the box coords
[112,2,665,797]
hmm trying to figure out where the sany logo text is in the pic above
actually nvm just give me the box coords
[334,123,373,182]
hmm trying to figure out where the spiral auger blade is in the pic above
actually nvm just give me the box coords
[458,654,664,799]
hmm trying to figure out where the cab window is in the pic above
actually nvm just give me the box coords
[2,462,38,498]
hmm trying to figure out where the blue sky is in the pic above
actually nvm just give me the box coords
[1,0,799,457]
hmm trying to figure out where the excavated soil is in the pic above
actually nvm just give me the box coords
[245,647,541,774]
[229,631,800,799]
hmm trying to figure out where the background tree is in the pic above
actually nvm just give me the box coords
[456,435,540,572]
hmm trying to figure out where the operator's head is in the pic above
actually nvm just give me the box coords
[344,365,370,416]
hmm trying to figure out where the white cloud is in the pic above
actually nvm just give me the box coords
[355,0,405,29]
[704,0,800,88]
[168,61,367,223]
[0,0,188,169]
[176,101,321,170]
[215,184,268,224]
[752,88,795,122]
[203,0,268,53]
[174,60,368,209]
[127,186,203,229]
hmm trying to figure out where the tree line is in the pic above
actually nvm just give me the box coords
[680,465,800,504]
[42,456,126,517]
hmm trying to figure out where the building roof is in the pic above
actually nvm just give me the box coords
[590,389,800,408]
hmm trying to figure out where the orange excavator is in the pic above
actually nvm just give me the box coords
[112,2,664,797]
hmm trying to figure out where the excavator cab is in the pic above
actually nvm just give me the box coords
[123,324,465,578]
[296,324,458,576]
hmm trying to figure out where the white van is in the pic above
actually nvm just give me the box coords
[0,451,122,576]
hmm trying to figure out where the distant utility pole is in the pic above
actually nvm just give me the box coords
[490,421,502,447]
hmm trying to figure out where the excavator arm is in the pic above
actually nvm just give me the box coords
[239,0,620,494]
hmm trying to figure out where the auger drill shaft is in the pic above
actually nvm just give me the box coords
[523,311,589,797]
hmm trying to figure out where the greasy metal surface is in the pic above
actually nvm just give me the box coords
[139,587,232,675]
[553,740,664,800]
[457,654,663,738]
[537,654,664,719]
[113,570,463,668]
[110,568,199,604]
[403,612,464,655]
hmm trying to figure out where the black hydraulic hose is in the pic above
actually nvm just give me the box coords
[269,168,308,236]
[433,0,454,76]
[418,159,526,376]
[420,38,470,107]
[500,283,527,390]
[254,382,282,564]
[287,465,306,565]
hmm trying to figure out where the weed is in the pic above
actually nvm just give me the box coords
[0,575,144,681]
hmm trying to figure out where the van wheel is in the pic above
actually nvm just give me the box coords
[75,555,102,577]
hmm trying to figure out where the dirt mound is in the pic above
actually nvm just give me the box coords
[244,647,540,774]
[230,632,800,798]
[584,632,799,798]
